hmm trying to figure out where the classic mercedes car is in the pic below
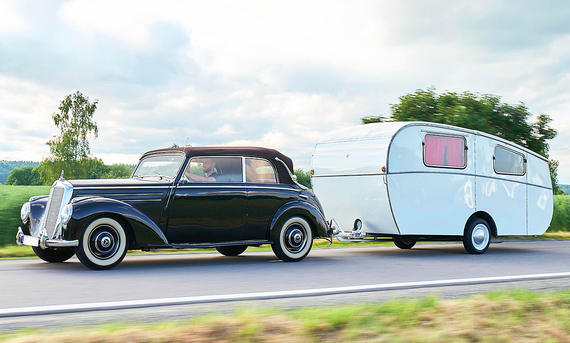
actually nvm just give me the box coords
[16,147,329,270]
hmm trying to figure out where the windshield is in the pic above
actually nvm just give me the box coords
[132,154,185,181]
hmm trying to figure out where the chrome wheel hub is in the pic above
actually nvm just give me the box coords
[285,225,307,253]
[472,224,489,251]
[89,225,120,260]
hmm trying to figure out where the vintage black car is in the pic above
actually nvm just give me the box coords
[16,147,329,269]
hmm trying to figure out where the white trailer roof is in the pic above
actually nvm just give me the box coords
[316,121,547,162]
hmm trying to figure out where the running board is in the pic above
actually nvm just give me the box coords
[148,240,272,249]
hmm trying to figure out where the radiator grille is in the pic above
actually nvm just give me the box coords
[43,186,64,238]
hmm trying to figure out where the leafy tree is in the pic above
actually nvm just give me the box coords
[40,92,99,183]
[363,88,559,192]
[104,164,133,179]
[294,169,312,189]
[6,166,43,185]
[47,91,98,161]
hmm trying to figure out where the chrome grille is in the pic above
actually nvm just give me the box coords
[43,185,64,238]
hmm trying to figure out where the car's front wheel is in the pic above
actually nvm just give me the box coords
[271,216,313,262]
[216,245,247,256]
[32,246,75,263]
[76,217,128,270]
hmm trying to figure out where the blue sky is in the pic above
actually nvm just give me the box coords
[0,0,569,183]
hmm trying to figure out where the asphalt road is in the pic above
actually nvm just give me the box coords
[2,241,569,311]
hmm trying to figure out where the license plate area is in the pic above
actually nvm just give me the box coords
[22,235,39,247]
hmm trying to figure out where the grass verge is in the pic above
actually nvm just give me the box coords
[1,289,568,342]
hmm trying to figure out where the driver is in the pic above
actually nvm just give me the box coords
[185,158,219,182]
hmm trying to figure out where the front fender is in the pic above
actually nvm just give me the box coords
[67,197,168,247]
[269,201,329,239]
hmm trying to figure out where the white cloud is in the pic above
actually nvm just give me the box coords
[0,1,27,33]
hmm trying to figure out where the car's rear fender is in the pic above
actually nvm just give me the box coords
[269,201,329,239]
[67,197,168,247]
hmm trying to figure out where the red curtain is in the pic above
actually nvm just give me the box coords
[424,135,464,167]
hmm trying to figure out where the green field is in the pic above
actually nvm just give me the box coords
[0,185,50,246]
[1,186,568,248]
[1,289,568,342]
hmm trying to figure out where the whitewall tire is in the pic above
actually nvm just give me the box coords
[271,216,313,262]
[76,217,128,270]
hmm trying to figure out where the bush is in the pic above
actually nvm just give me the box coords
[294,169,312,189]
[5,166,42,185]
[549,195,569,232]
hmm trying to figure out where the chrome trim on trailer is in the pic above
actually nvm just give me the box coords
[387,171,551,190]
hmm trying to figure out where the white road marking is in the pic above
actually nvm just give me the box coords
[1,271,569,318]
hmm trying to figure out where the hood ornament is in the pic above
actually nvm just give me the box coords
[59,170,65,180]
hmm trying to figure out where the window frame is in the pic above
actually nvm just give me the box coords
[244,157,278,184]
[132,152,186,182]
[493,144,526,176]
[180,155,246,184]
[422,133,468,170]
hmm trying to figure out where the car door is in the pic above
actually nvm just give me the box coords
[244,157,299,240]
[166,156,247,243]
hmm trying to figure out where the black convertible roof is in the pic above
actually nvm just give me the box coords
[142,146,294,173]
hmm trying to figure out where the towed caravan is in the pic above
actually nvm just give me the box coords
[311,122,553,254]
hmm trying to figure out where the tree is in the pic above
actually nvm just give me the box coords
[362,88,559,192]
[40,92,99,184]
[6,166,43,185]
[47,91,98,161]
[104,164,133,179]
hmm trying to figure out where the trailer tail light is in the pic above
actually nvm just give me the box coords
[310,169,314,175]
[381,166,386,173]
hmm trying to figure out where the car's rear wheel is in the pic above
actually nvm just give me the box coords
[216,245,247,256]
[393,236,416,249]
[463,218,491,254]
[76,217,128,270]
[271,216,313,262]
[32,246,75,263]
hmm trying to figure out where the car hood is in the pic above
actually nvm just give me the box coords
[69,178,168,188]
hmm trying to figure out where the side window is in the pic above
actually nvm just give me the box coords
[245,158,277,184]
[182,157,243,183]
[494,146,525,175]
[423,134,466,168]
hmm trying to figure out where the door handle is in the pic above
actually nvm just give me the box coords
[174,193,192,199]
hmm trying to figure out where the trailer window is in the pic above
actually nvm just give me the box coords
[494,146,525,175]
[423,134,466,168]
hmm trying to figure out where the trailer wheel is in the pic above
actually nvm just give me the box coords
[463,218,491,254]
[393,237,416,249]
[32,246,75,263]
[271,216,313,262]
[216,245,247,256]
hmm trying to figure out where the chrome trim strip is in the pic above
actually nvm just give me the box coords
[312,172,385,178]
[387,171,552,190]
[74,186,172,190]
[176,185,300,191]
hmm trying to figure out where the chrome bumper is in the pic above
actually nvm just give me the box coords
[16,227,78,249]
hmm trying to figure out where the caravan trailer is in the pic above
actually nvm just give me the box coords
[311,122,553,254]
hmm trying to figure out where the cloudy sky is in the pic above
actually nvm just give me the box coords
[1,0,569,183]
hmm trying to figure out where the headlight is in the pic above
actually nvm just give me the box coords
[60,204,73,226]
[20,202,31,223]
